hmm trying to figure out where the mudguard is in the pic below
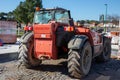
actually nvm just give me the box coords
[68,35,88,49]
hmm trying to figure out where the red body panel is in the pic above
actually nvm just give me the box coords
[75,27,94,45]
[75,27,102,46]
[34,24,52,34]
[33,23,57,59]
[35,39,55,59]
[75,27,102,55]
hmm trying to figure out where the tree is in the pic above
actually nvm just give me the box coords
[0,12,15,21]
[107,14,120,25]
[7,12,15,21]
[79,20,85,25]
[76,20,100,26]
[14,0,42,25]
[0,12,7,20]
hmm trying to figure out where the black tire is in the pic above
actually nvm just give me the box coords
[96,37,111,62]
[20,32,30,42]
[18,32,41,68]
[68,41,92,79]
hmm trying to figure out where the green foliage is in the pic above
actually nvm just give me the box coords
[7,12,15,21]
[14,0,42,24]
[0,12,15,21]
[76,20,100,25]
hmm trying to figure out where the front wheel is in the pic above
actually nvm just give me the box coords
[68,41,92,78]
[96,37,111,62]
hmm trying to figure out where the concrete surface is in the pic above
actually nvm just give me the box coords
[0,40,19,63]
[0,44,19,54]
[0,38,20,54]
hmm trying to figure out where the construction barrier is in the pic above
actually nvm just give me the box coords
[0,21,17,43]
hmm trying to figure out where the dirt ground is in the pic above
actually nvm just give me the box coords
[0,58,120,80]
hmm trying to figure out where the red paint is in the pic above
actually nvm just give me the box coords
[34,23,58,59]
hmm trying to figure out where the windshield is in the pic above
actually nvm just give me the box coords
[55,11,69,23]
[34,11,53,24]
[34,10,70,24]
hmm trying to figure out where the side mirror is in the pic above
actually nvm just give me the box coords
[69,18,74,26]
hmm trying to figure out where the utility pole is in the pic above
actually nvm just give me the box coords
[104,4,108,32]
[119,19,120,29]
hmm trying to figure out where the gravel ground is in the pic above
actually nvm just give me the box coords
[0,58,120,80]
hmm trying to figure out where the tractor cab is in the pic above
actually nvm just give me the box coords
[33,7,75,59]
[33,7,74,26]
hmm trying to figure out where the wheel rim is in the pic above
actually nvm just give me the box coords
[82,44,92,74]
[83,50,89,69]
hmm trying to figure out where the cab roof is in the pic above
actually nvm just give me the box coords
[40,7,69,12]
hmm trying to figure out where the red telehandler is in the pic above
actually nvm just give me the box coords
[18,7,111,78]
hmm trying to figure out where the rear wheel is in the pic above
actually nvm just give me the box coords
[68,41,92,78]
[96,37,111,62]
[18,32,41,68]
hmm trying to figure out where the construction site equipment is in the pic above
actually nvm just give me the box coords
[18,7,111,79]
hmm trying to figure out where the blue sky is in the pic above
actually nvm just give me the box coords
[0,0,120,21]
